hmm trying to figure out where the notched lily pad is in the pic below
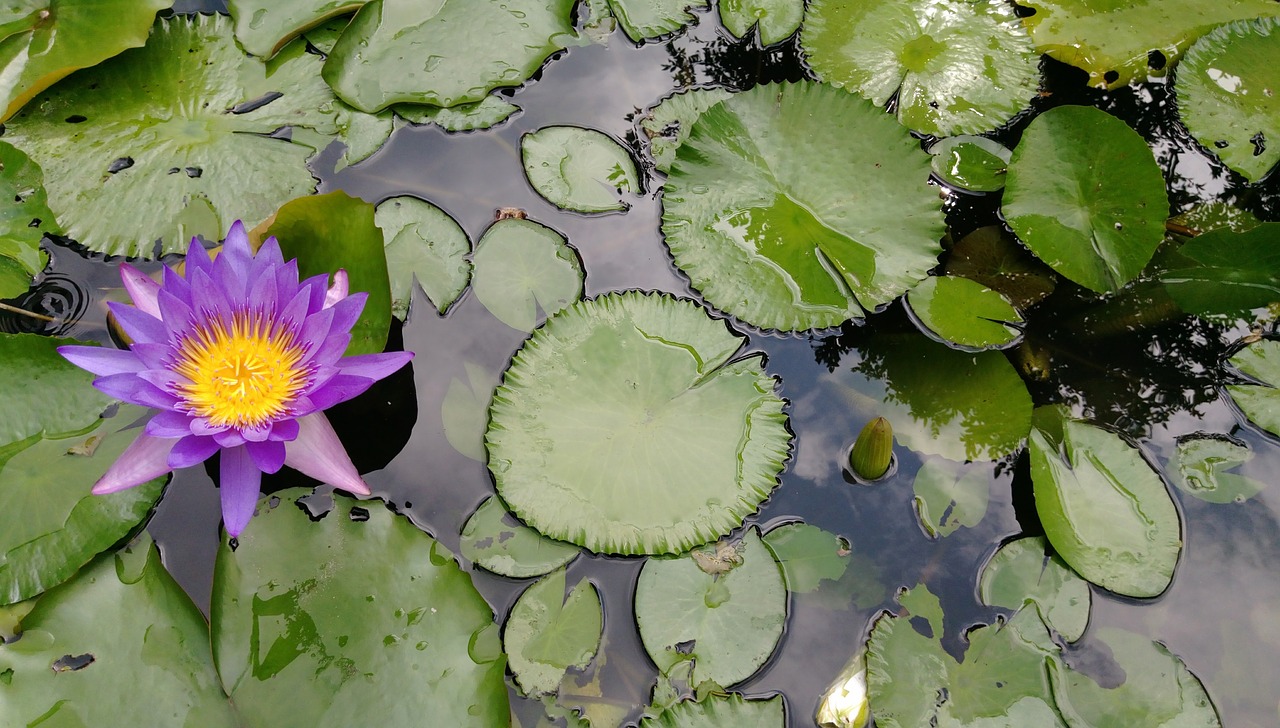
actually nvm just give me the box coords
[761,522,851,593]
[1158,223,1280,317]
[395,95,521,133]
[719,0,803,46]
[503,568,602,697]
[905,275,1023,351]
[522,126,640,214]
[374,195,471,318]
[978,535,1091,642]
[1170,434,1266,504]
[929,135,1013,193]
[910,459,990,539]
[460,496,579,578]
[1226,338,1280,439]
[471,217,584,333]
[608,0,709,42]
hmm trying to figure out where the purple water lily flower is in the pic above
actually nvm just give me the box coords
[59,221,413,537]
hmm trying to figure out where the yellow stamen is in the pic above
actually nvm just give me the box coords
[172,313,308,429]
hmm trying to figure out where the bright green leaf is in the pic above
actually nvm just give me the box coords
[228,0,365,58]
[762,522,851,593]
[375,195,471,318]
[607,0,708,42]
[1160,224,1280,316]
[719,0,802,46]
[929,135,1013,193]
[943,226,1057,310]
[978,536,1091,642]
[911,459,991,539]
[471,217,584,333]
[0,333,112,447]
[0,141,52,288]
[504,568,602,697]
[522,126,639,213]
[641,88,732,173]
[1170,435,1267,504]
[905,275,1023,350]
[460,496,579,579]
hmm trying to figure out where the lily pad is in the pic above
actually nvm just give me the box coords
[375,195,471,318]
[911,459,990,539]
[442,362,500,462]
[522,126,640,213]
[322,0,577,112]
[486,292,790,555]
[1159,223,1280,317]
[662,81,944,331]
[608,0,708,42]
[1177,17,1280,183]
[0,141,52,295]
[978,536,1091,642]
[211,489,509,727]
[228,0,365,58]
[802,0,1040,137]
[1028,407,1182,598]
[471,217,584,333]
[0,333,113,447]
[905,275,1023,351]
[1226,339,1280,438]
[943,226,1057,310]
[641,88,732,174]
[639,693,785,727]
[929,135,1013,193]
[635,529,786,687]
[396,95,521,133]
[0,534,239,726]
[761,522,851,593]
[504,568,602,697]
[460,496,579,578]
[1170,434,1266,505]
[719,0,802,46]
[1003,105,1170,294]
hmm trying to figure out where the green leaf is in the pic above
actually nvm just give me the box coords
[661,82,944,331]
[0,333,113,447]
[1177,17,1280,182]
[460,496,579,579]
[910,459,991,539]
[522,126,639,213]
[802,0,1040,137]
[1003,105,1170,293]
[228,0,365,58]
[265,191,392,356]
[1170,434,1267,504]
[635,529,786,687]
[471,217,584,333]
[442,361,499,462]
[1028,408,1182,598]
[0,141,52,286]
[929,135,1013,193]
[641,88,732,174]
[0,534,239,726]
[1168,201,1262,235]
[718,0,802,46]
[607,0,709,42]
[761,522,851,593]
[638,693,785,727]
[905,275,1023,351]
[0,405,166,605]
[978,536,1091,643]
[943,226,1057,310]
[395,95,521,132]
[504,568,602,697]
[375,195,471,318]
[486,292,791,555]
[322,0,577,112]
[211,489,509,727]
[1160,224,1280,316]
[1226,339,1280,438]
[0,255,31,299]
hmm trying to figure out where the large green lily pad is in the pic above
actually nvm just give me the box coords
[0,141,52,297]
[0,333,113,447]
[608,0,708,42]
[487,291,791,556]
[1176,17,1280,183]
[374,195,471,318]
[661,82,944,331]
[211,489,508,727]
[802,0,1040,136]
[460,496,579,579]
[719,0,802,46]
[228,0,365,58]
[1159,223,1280,317]
[979,536,1091,642]
[905,275,1023,351]
[641,88,732,174]
[522,126,640,213]
[503,567,602,697]
[1003,105,1170,294]
[1226,339,1280,438]
[471,217,584,333]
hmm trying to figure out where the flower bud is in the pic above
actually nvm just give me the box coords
[849,417,893,481]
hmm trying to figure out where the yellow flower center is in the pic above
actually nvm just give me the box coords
[172,313,308,429]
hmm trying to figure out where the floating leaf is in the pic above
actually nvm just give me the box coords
[1003,105,1170,293]
[211,489,509,727]
[442,362,500,463]
[641,88,732,173]
[375,195,471,317]
[1226,339,1280,438]
[522,126,640,213]
[0,141,52,295]
[460,496,579,579]
[639,693,785,727]
[911,459,990,539]
[1168,201,1263,235]
[635,529,786,687]
[928,135,1013,193]
[905,275,1023,351]
[802,0,1040,137]
[761,523,851,593]
[322,0,576,112]
[1159,223,1280,317]
[719,0,802,46]
[1170,434,1267,504]
[978,536,1091,642]
[396,95,521,132]
[487,292,790,555]
[504,568,602,697]
[608,0,708,42]
[0,534,239,726]
[662,82,944,331]
[1028,407,1182,598]
[0,333,113,447]
[228,0,365,58]
[943,226,1057,310]
[471,217,584,333]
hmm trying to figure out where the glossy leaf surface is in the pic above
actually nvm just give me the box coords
[228,0,364,58]
[905,275,1022,350]
[0,141,52,295]
[719,0,802,46]
[608,0,708,42]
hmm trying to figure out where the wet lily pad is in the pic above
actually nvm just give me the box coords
[460,496,579,578]
[1159,223,1280,317]
[212,489,509,727]
[487,292,790,555]
[639,693,785,727]
[719,0,802,46]
[504,568,602,697]
[1003,105,1170,294]
[1177,17,1280,183]
[471,217,584,333]
[929,135,1013,193]
[979,536,1091,642]
[375,195,471,317]
[802,0,1040,136]
[521,126,640,213]
[0,534,239,726]
[442,362,499,462]
[1028,407,1182,598]
[228,0,364,58]
[762,522,851,593]
[1170,434,1266,505]
[905,275,1023,351]
[641,88,732,174]
[635,529,786,687]
[943,226,1057,310]
[662,82,944,331]
[322,0,577,112]
[1226,339,1280,438]
[396,95,521,132]
[608,0,708,42]
[0,142,52,296]
[911,459,990,539]
[0,333,113,447]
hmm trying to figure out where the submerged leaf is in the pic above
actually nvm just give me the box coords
[504,568,602,697]
[522,126,640,213]
[608,0,709,42]
[396,95,520,132]
[762,523,851,593]
[471,217,584,333]
[1170,434,1266,504]
[375,195,471,317]
[911,459,990,539]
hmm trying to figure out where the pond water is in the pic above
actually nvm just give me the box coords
[4,2,1280,727]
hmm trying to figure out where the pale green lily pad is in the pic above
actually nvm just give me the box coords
[504,568,602,697]
[322,0,577,112]
[1160,223,1280,317]
[608,0,708,42]
[0,0,171,122]
[460,496,579,578]
[0,534,239,726]
[719,0,802,46]
[1170,434,1266,504]
[442,362,499,462]
[375,195,471,317]
[1226,339,1280,438]
[635,529,786,687]
[0,141,52,295]
[0,404,166,605]
[212,489,509,727]
[2,15,388,258]
[905,275,1023,351]
[471,217,584,333]
[929,135,1013,193]
[1019,0,1280,89]
[639,693,785,727]
[761,522,850,593]
[978,536,1091,642]
[0,333,113,447]
[641,88,732,173]
[396,95,521,132]
[1177,18,1280,183]
[662,81,944,331]
[522,126,640,213]
[228,0,365,58]
[802,0,1040,137]
[911,459,990,539]
[486,292,790,556]
[1028,407,1182,598]
[1003,105,1170,293]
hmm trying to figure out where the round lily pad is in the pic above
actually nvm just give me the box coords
[503,568,602,697]
[375,195,472,318]
[1170,434,1267,504]
[928,135,1013,193]
[486,291,791,555]
[521,126,640,214]
[471,217,584,333]
[460,496,579,578]
[661,82,944,331]
[979,536,1091,642]
[905,275,1023,350]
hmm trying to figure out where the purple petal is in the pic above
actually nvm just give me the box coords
[108,302,169,345]
[247,439,286,473]
[58,345,144,377]
[189,268,231,324]
[301,273,330,313]
[119,264,161,318]
[94,372,179,409]
[324,269,349,309]
[278,287,312,329]
[219,444,262,538]
[157,289,195,335]
[161,265,192,305]
[168,434,220,469]
[304,374,375,411]
[274,258,300,303]
[137,368,190,393]
[191,417,230,437]
[248,265,278,317]
[270,418,300,441]
[328,293,366,337]
[214,429,246,448]
[298,306,335,354]
[242,422,271,442]
[92,432,175,494]
[309,334,351,366]
[130,342,172,370]
[145,409,194,437]
[185,237,213,276]
[336,352,414,382]
[258,237,285,267]
[284,412,370,495]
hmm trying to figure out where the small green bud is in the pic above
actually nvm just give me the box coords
[849,417,893,481]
